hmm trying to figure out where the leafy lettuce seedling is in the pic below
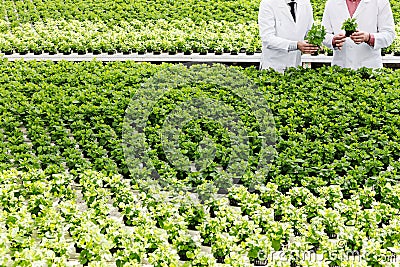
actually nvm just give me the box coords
[341,18,358,37]
[306,23,326,46]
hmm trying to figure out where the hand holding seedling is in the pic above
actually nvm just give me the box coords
[332,33,346,50]
[351,30,370,44]
[297,41,319,54]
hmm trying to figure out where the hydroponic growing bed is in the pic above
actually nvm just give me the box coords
[1,0,400,56]
[0,60,399,266]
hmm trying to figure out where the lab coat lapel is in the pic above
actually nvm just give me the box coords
[296,0,305,26]
[336,0,351,19]
[277,0,296,24]
[352,0,370,19]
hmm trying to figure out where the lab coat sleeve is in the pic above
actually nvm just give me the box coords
[373,0,395,50]
[258,0,295,51]
[322,1,334,49]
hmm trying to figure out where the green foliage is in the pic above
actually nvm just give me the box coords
[306,23,326,46]
[1,0,400,55]
[0,0,260,26]
[0,61,400,265]
[0,19,261,54]
[341,18,358,34]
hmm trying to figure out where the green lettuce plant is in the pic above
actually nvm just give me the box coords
[211,233,238,263]
[244,234,272,264]
[305,23,326,46]
[173,232,199,261]
[341,18,358,37]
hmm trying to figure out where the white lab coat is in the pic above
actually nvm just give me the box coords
[322,0,395,69]
[258,0,314,73]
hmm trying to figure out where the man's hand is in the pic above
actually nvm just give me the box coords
[332,33,346,50]
[350,30,370,44]
[297,41,319,54]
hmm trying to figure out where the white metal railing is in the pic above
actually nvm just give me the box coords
[2,52,400,65]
